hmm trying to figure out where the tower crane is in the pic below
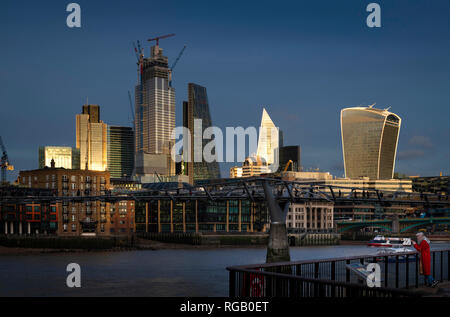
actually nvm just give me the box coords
[147,33,175,46]
[0,136,14,184]
[169,45,187,86]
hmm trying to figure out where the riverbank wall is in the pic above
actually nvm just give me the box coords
[0,235,135,250]
[138,232,340,246]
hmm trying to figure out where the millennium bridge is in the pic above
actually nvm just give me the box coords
[1,177,450,206]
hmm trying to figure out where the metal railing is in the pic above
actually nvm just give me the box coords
[227,247,450,297]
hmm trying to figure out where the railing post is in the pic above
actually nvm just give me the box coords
[395,255,399,289]
[448,250,450,281]
[346,260,350,282]
[405,255,409,288]
[242,272,250,297]
[331,261,336,297]
[266,275,272,297]
[433,252,436,278]
[289,277,297,297]
[296,264,302,277]
[229,270,236,297]
[384,256,389,288]
[440,250,443,281]
[314,262,319,279]
[331,261,336,281]
[415,253,419,288]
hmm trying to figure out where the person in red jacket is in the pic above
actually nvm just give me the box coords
[412,232,439,287]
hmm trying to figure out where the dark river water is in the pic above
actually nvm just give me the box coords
[1,243,449,296]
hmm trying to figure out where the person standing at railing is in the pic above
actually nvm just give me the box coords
[412,232,439,287]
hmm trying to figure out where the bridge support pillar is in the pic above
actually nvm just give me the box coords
[267,223,290,263]
[263,181,291,263]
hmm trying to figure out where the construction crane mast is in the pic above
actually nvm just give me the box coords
[169,45,186,86]
[0,136,14,184]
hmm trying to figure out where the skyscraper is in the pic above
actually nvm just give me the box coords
[183,83,221,184]
[340,105,401,180]
[76,104,107,171]
[107,126,134,179]
[256,108,279,167]
[135,44,175,156]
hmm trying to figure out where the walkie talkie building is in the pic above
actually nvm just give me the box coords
[340,106,401,180]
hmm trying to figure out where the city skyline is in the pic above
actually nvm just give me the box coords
[1,0,450,181]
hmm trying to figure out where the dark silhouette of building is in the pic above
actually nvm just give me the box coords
[279,146,301,171]
[183,83,221,184]
[107,126,134,179]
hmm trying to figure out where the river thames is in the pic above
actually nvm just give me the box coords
[1,243,449,296]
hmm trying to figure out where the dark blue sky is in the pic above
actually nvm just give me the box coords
[1,0,449,181]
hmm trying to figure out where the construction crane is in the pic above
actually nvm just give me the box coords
[0,136,14,184]
[147,33,175,46]
[169,45,187,86]
[283,160,293,172]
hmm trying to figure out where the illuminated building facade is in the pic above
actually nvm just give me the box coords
[39,146,80,170]
[76,105,108,171]
[287,202,334,231]
[341,106,401,179]
[256,108,279,167]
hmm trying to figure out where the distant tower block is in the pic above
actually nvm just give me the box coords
[340,106,401,180]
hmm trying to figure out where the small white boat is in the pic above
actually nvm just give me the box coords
[368,235,412,247]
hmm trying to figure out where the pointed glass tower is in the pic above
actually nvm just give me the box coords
[256,108,279,166]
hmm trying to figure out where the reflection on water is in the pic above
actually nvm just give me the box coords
[1,243,448,296]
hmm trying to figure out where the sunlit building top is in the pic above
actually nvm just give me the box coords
[256,108,279,166]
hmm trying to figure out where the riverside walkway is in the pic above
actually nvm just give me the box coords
[227,247,450,297]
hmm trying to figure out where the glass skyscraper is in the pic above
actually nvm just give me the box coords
[183,83,221,184]
[340,106,401,180]
[107,126,134,179]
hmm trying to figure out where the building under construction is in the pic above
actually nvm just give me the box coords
[134,36,176,178]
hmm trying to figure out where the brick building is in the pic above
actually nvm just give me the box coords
[0,186,58,235]
[18,163,135,236]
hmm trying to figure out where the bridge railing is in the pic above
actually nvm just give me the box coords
[227,247,450,297]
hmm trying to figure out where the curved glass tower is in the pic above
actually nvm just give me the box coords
[340,106,401,179]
